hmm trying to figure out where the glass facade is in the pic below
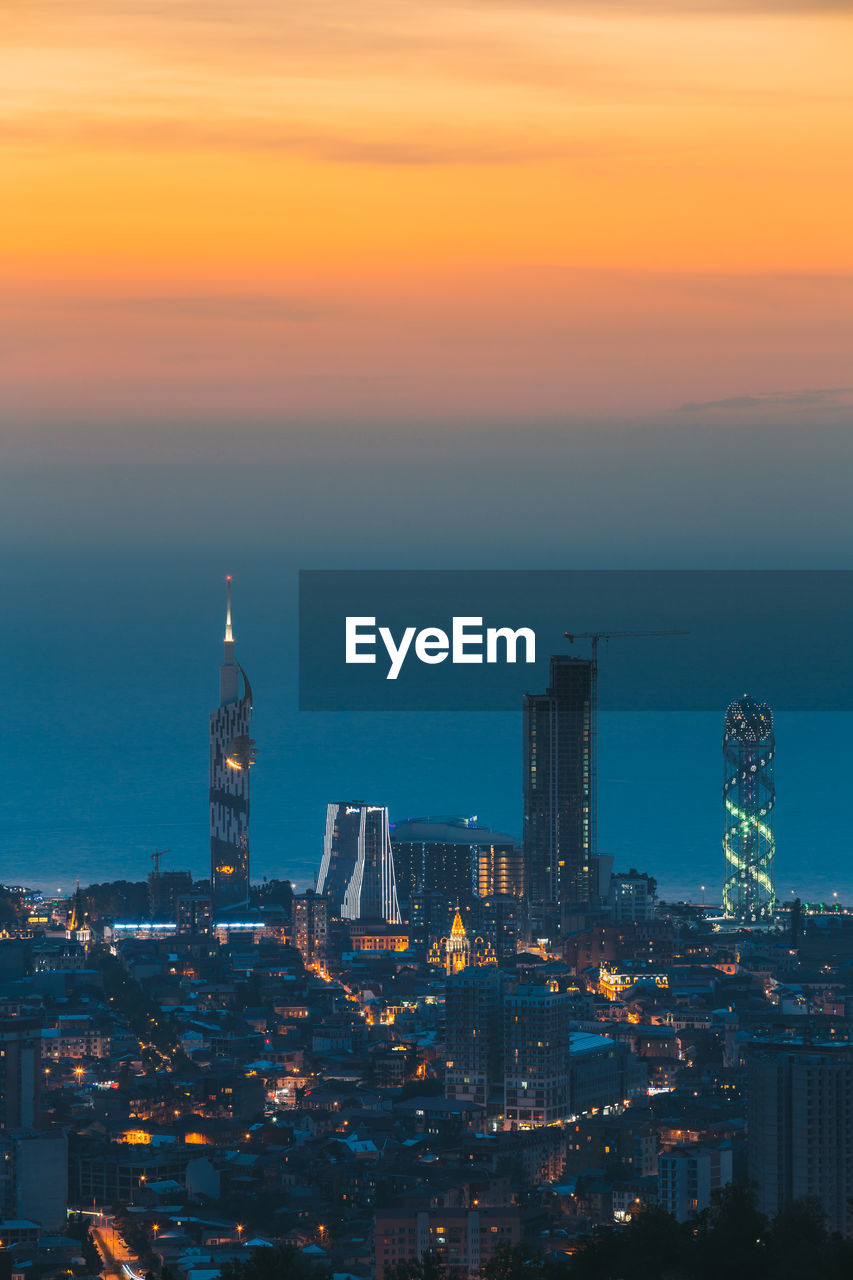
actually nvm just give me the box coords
[523,656,593,908]
[722,694,775,921]
[316,802,401,923]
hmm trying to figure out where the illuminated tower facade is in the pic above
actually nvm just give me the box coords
[445,909,471,975]
[210,577,255,913]
[316,803,401,923]
[722,695,775,921]
[523,656,593,914]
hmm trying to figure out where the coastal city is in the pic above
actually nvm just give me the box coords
[2,585,853,1280]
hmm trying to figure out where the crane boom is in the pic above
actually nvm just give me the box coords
[150,848,171,877]
[564,629,688,643]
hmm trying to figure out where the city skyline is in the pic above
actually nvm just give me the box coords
[2,2,851,909]
[2,576,843,916]
[3,571,849,908]
[2,0,852,1269]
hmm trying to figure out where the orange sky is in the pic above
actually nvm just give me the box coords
[3,1,852,422]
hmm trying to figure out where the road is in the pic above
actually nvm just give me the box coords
[93,1217,145,1280]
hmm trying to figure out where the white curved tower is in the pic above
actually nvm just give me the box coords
[317,803,401,923]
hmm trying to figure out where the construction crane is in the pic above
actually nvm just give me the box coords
[150,849,171,877]
[562,630,688,864]
[564,629,688,657]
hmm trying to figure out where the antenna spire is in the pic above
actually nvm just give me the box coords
[225,575,234,643]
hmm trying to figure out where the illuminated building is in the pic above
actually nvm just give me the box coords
[411,892,477,960]
[0,1017,43,1129]
[609,872,655,924]
[375,1207,520,1280]
[523,656,593,919]
[445,909,471,974]
[149,869,192,920]
[748,1042,853,1237]
[111,921,177,939]
[444,967,505,1108]
[658,1144,733,1222]
[722,695,775,921]
[428,912,495,971]
[210,577,255,913]
[599,966,669,1001]
[292,889,329,963]
[390,817,523,904]
[349,930,409,952]
[480,895,521,966]
[176,892,213,936]
[503,985,573,1127]
[0,1129,68,1233]
[476,841,524,899]
[569,1032,644,1116]
[415,892,517,967]
[69,1141,193,1206]
[65,882,91,944]
[316,803,401,923]
[445,975,638,1127]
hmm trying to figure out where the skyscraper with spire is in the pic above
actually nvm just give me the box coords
[210,577,255,913]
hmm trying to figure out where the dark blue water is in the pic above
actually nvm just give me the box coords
[3,553,849,906]
[2,422,851,907]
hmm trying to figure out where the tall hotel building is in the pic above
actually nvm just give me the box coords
[210,578,255,913]
[722,695,775,921]
[390,816,523,904]
[316,803,401,923]
[523,655,593,919]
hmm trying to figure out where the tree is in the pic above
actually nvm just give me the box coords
[67,1213,103,1274]
[384,1253,447,1280]
[251,879,294,911]
[0,886,20,923]
[483,1242,546,1280]
[81,880,150,921]
[691,1183,767,1280]
[569,1204,692,1280]
[566,1187,853,1280]
[219,1245,329,1280]
[764,1197,853,1280]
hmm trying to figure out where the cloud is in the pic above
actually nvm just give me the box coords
[460,0,853,10]
[54,294,328,322]
[678,388,853,411]
[0,115,612,165]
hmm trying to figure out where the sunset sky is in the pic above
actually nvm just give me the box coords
[2,3,852,899]
[4,0,853,425]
